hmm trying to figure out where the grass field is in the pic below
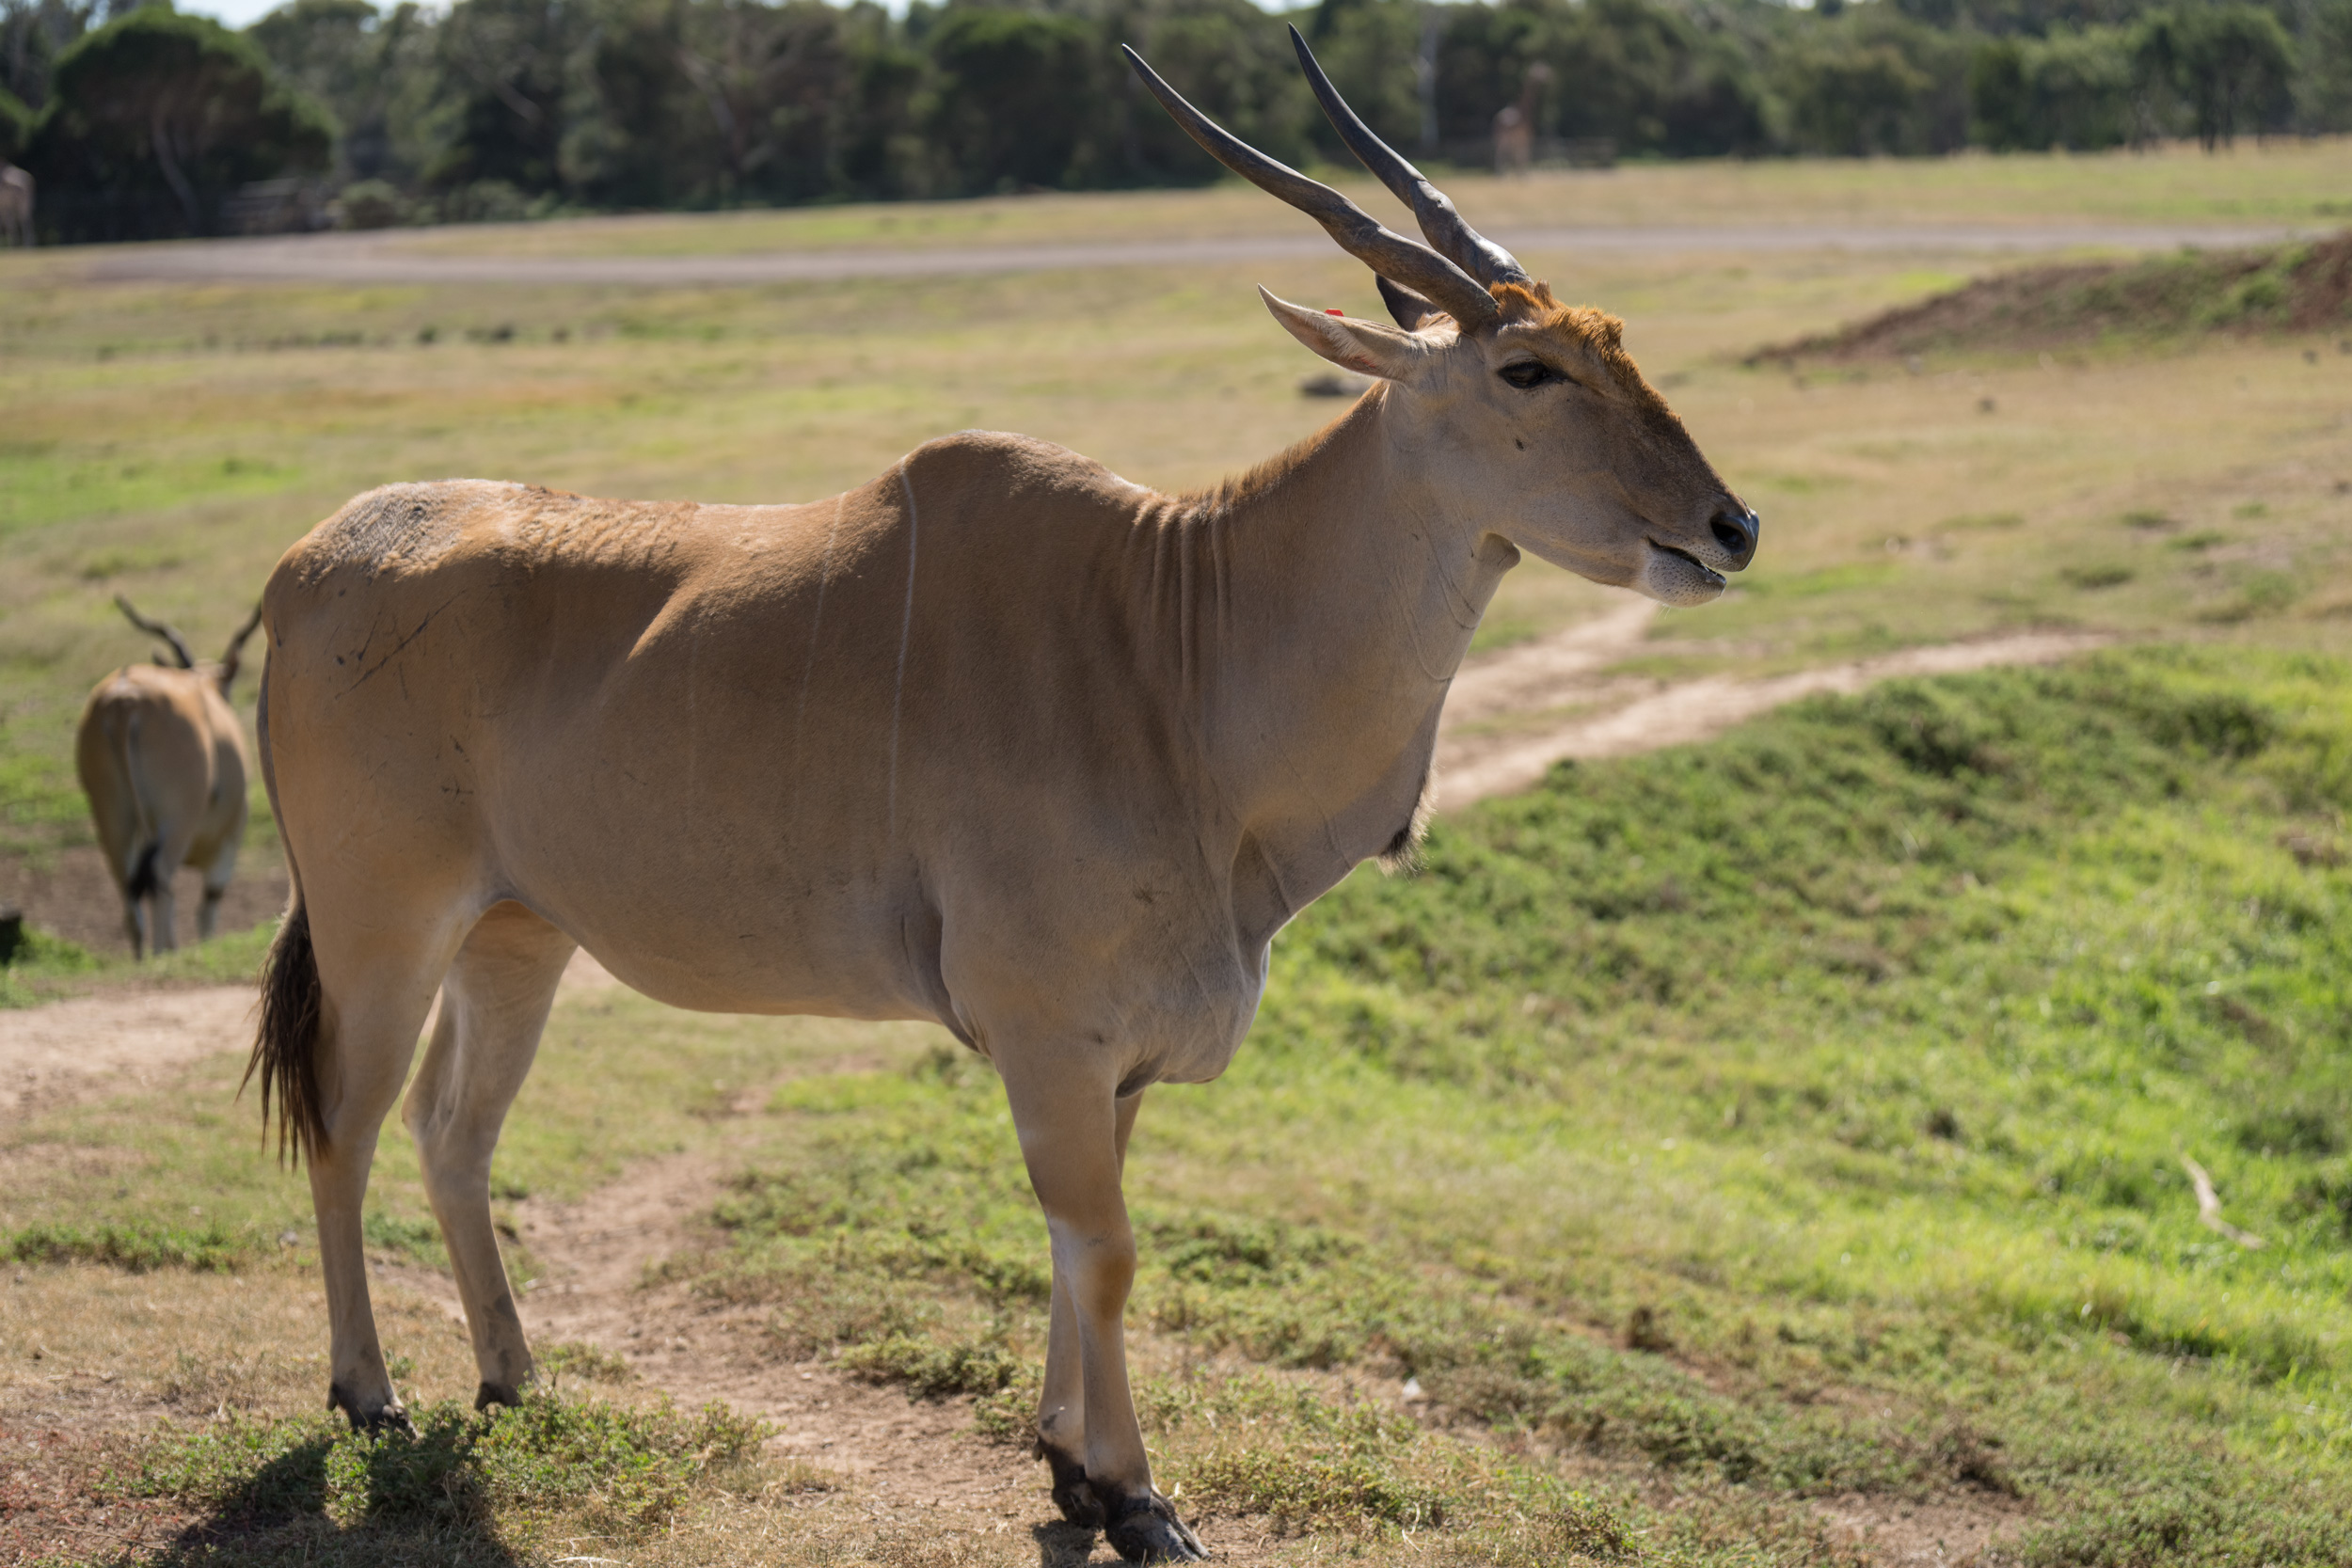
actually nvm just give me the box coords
[267,137,2352,259]
[9,650,2352,1563]
[5,146,2352,1564]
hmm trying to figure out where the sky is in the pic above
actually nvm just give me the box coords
[183,0,295,28]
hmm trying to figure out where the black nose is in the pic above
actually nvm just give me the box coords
[1709,507,1760,570]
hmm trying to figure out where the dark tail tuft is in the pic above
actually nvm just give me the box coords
[246,901,325,1167]
[125,842,162,902]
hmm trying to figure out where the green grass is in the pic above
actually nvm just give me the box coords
[3,1219,252,1272]
[248,138,2352,261]
[0,916,277,1007]
[675,646,2352,1562]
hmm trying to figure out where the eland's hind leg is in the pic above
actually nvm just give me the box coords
[402,901,574,1410]
[143,825,196,956]
[1001,1060,1201,1563]
[293,907,467,1429]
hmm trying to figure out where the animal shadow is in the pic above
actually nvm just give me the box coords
[1033,1518,1105,1566]
[141,1418,526,1566]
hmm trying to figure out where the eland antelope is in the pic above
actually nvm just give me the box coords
[246,27,1756,1562]
[77,596,263,958]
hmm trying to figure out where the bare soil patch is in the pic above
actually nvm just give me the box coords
[0,986,260,1120]
[1817,1491,2027,1566]
[1755,230,2352,364]
[0,846,288,963]
[0,948,611,1130]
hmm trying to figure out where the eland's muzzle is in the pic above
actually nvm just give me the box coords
[1708,507,1761,572]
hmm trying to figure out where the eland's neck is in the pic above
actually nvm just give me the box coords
[1165,389,1515,904]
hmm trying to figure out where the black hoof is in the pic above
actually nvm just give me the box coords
[327,1383,413,1434]
[1036,1440,1105,1529]
[1105,1491,1206,1563]
[474,1381,524,1413]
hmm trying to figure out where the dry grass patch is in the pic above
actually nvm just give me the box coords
[0,1261,478,1429]
[1756,230,2352,365]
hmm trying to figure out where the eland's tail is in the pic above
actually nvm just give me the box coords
[242,650,325,1166]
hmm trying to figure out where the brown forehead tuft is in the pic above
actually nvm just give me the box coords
[1493,281,1674,418]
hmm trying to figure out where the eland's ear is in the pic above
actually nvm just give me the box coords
[1260,287,1434,382]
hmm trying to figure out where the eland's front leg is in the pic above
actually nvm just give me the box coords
[1034,1087,1145,1531]
[1002,1062,1202,1563]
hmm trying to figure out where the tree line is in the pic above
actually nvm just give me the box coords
[1,0,2347,242]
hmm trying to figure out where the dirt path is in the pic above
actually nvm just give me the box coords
[76,221,2299,288]
[411,1153,1077,1532]
[1435,623,2116,805]
[0,987,262,1121]
[1441,596,1661,732]
[368,1140,1292,1562]
[0,948,616,1123]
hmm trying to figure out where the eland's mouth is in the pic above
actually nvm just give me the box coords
[1649,541,1726,592]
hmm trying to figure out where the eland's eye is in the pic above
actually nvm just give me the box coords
[1499,361,1556,390]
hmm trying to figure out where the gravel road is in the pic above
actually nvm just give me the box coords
[77,221,2301,288]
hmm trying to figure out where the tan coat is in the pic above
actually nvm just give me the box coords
[76,626,255,958]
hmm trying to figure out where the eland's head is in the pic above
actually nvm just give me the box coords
[1127,28,1758,607]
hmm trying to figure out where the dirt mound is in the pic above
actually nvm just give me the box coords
[1756,230,2352,364]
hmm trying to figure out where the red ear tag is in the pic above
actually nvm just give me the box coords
[1325,309,1344,316]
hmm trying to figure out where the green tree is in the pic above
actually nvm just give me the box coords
[1785,38,1929,152]
[1772,8,1971,156]
[923,6,1104,194]
[1111,0,1313,183]
[423,0,591,199]
[2303,0,2352,131]
[250,0,439,182]
[2138,3,2295,147]
[1561,0,1765,155]
[0,82,28,160]
[1307,0,1423,156]
[576,0,856,207]
[826,4,924,198]
[1969,32,2034,143]
[29,8,330,239]
[0,0,96,111]
[1970,24,2133,149]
